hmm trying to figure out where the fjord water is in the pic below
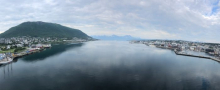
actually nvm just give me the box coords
[1,41,220,90]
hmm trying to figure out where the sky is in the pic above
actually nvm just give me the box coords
[0,0,220,43]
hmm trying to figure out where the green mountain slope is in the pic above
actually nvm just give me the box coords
[0,21,91,39]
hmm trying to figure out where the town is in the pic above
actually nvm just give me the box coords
[0,36,90,64]
[131,40,220,62]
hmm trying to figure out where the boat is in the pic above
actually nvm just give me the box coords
[0,57,13,65]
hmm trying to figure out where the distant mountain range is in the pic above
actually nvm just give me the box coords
[92,35,142,41]
[0,21,91,39]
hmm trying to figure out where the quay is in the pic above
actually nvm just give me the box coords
[156,44,220,62]
[174,49,220,62]
[0,45,51,65]
[131,40,220,63]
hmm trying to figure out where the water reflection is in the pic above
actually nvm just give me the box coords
[22,43,84,62]
[0,63,13,79]
[1,41,220,90]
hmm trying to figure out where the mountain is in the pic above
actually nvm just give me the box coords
[0,21,91,39]
[92,35,142,41]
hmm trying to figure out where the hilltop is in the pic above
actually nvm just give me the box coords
[0,21,91,39]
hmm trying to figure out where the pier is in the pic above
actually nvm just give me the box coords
[174,50,220,62]
[0,62,13,79]
[0,46,50,65]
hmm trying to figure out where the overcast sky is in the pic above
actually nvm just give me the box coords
[0,0,220,42]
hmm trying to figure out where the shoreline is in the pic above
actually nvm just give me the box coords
[173,49,220,62]
[0,42,86,65]
[140,43,220,62]
[0,46,50,65]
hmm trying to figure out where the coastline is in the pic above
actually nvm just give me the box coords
[0,40,93,65]
[173,49,220,62]
[0,45,51,65]
[156,45,220,62]
[131,41,220,63]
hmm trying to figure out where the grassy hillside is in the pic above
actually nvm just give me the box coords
[0,21,90,39]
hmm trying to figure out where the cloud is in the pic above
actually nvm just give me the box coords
[0,0,219,42]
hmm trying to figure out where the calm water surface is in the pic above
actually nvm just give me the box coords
[1,41,220,90]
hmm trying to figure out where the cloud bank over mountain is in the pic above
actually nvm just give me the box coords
[0,0,220,42]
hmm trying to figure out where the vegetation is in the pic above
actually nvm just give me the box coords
[14,47,26,53]
[0,48,15,53]
[0,21,91,39]
[0,46,26,53]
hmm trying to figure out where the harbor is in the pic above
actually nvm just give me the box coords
[131,40,220,63]
[144,42,220,62]
[174,49,220,62]
[0,44,51,65]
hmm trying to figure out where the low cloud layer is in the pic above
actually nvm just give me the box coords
[0,0,220,42]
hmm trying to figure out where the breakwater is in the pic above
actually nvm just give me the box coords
[0,47,50,65]
[174,50,220,62]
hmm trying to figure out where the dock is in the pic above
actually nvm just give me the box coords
[174,50,220,62]
[0,46,50,65]
[0,57,13,64]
